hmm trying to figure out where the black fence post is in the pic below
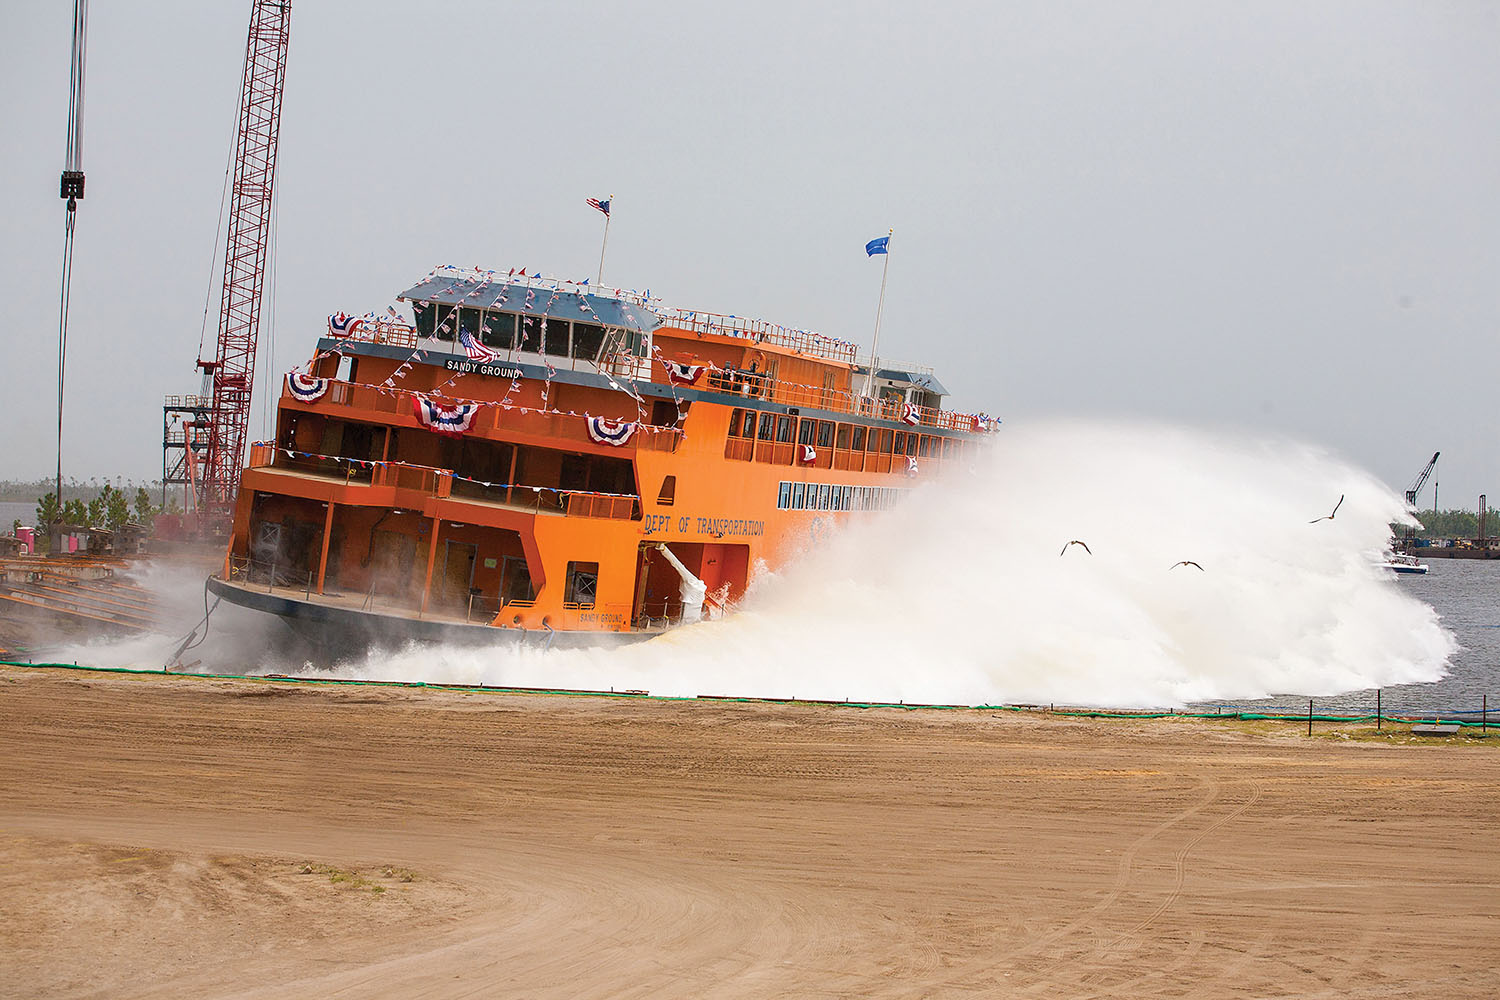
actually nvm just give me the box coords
[1377,688,1381,731]
[1307,699,1313,737]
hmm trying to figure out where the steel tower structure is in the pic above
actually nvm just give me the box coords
[198,0,291,525]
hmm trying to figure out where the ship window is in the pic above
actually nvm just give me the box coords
[412,300,435,338]
[797,419,815,446]
[816,420,834,450]
[835,424,851,449]
[657,475,676,506]
[544,319,570,357]
[850,425,866,450]
[778,482,792,509]
[572,322,606,362]
[516,315,539,352]
[757,412,775,441]
[727,409,743,438]
[894,431,907,455]
[565,561,599,608]
[817,484,831,510]
[482,312,516,350]
[877,429,893,453]
[432,303,456,341]
[792,482,806,509]
[775,415,793,443]
[460,307,484,343]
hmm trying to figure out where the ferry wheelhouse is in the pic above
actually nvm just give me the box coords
[209,266,997,647]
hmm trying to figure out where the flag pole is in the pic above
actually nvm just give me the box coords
[864,228,892,400]
[596,193,613,286]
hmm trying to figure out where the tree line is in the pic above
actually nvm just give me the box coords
[24,486,167,534]
[1401,509,1496,540]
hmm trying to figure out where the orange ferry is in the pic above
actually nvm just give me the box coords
[208,266,997,647]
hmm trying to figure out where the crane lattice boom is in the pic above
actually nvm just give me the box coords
[199,0,291,523]
[1404,451,1439,509]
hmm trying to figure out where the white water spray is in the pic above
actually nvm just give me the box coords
[334,420,1454,707]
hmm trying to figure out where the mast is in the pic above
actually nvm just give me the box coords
[863,229,893,399]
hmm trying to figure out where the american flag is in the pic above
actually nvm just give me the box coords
[459,327,497,362]
[586,197,611,216]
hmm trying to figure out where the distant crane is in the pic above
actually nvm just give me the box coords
[1400,451,1440,553]
[1405,452,1440,511]
[166,0,292,533]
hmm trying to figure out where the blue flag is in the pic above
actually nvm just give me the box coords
[865,235,890,256]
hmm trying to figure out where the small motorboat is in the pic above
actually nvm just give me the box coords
[1380,552,1430,575]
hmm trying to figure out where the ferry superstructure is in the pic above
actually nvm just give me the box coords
[208,266,997,646]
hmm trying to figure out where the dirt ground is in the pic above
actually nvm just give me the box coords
[2,665,1496,999]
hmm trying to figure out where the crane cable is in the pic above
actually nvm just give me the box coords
[55,0,89,526]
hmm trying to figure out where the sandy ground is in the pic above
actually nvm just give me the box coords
[2,666,1497,999]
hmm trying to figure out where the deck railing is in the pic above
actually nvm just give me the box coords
[246,445,639,521]
[659,311,858,364]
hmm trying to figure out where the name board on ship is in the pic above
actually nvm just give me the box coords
[642,514,765,538]
[444,359,524,379]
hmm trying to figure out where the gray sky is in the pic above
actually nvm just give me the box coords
[4,1,1496,507]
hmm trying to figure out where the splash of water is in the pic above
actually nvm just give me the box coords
[328,420,1454,707]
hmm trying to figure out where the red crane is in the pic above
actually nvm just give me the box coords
[197,0,292,526]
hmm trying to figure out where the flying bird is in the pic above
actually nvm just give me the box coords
[1060,540,1092,556]
[1309,495,1345,523]
[1170,560,1204,571]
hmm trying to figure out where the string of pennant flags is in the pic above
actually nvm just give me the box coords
[283,372,679,448]
[254,443,644,503]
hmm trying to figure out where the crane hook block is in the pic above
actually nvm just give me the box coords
[59,170,86,200]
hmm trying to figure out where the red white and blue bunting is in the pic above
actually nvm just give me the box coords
[662,359,705,386]
[906,455,919,476]
[586,416,638,447]
[412,393,483,436]
[328,312,364,338]
[799,444,817,465]
[286,372,329,403]
[901,402,921,427]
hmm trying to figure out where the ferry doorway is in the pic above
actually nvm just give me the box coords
[438,541,477,610]
[499,555,534,606]
[632,542,750,625]
[369,529,423,605]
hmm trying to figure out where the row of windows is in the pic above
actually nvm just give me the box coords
[728,408,970,459]
[776,481,907,512]
[411,301,646,359]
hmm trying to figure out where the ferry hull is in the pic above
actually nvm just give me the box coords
[207,575,654,652]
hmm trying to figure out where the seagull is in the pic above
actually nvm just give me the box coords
[1059,540,1092,556]
[1170,560,1204,571]
[1309,495,1345,523]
